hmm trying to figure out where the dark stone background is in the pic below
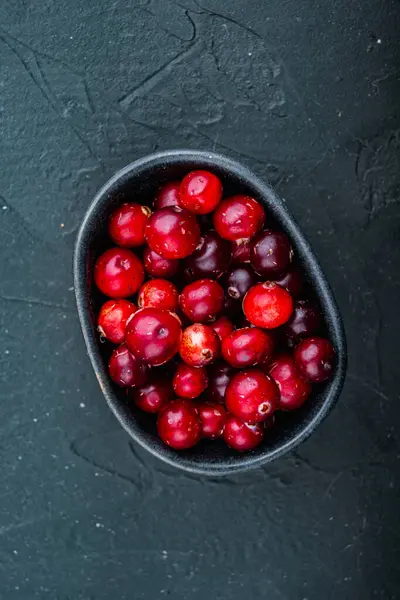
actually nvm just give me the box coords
[1,1,399,598]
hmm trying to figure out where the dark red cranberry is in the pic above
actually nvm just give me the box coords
[221,328,274,368]
[223,294,242,319]
[207,361,235,403]
[157,399,201,450]
[179,324,220,367]
[145,206,200,259]
[272,265,304,298]
[197,403,226,439]
[138,279,179,312]
[269,354,312,410]
[143,247,179,278]
[213,195,265,241]
[97,299,137,344]
[243,282,293,329]
[231,238,251,264]
[294,336,335,383]
[282,300,322,343]
[210,316,234,341]
[180,170,223,214]
[225,368,279,423]
[94,248,145,298]
[108,344,148,388]
[173,362,208,399]
[250,230,293,276]
[183,231,231,281]
[108,203,151,247]
[130,376,174,413]
[154,181,181,210]
[125,308,181,366]
[223,415,264,451]
[179,279,224,323]
[224,265,256,301]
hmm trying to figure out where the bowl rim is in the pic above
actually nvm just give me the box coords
[73,149,347,476]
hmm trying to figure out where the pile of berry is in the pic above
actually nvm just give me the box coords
[94,170,335,452]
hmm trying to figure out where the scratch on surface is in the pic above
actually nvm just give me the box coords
[0,294,74,313]
[0,517,41,537]
[347,373,390,401]
[324,471,345,497]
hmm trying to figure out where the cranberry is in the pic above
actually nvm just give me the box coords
[154,181,181,209]
[221,328,274,368]
[94,248,145,298]
[180,170,223,214]
[130,376,174,413]
[231,238,251,264]
[243,282,293,329]
[145,206,200,259]
[224,265,256,301]
[294,336,335,383]
[282,300,322,343]
[143,247,179,278]
[157,399,201,450]
[179,324,220,367]
[173,362,208,399]
[223,415,264,451]
[197,403,226,439]
[207,361,235,403]
[108,344,148,388]
[125,308,181,366]
[210,316,234,341]
[97,299,137,344]
[183,231,231,281]
[250,230,293,276]
[138,279,179,312]
[269,354,312,410]
[179,279,224,323]
[273,265,304,298]
[213,195,265,241]
[108,203,151,247]
[225,368,279,423]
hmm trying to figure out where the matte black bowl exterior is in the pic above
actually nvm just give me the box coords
[74,150,347,476]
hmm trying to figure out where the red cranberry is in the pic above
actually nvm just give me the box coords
[94,248,145,298]
[224,265,256,301]
[250,230,293,276]
[210,316,234,341]
[207,361,235,403]
[221,328,274,368]
[294,336,335,383]
[179,279,224,323]
[97,299,137,344]
[183,231,231,281]
[243,282,293,329]
[108,344,148,388]
[273,265,304,298]
[231,238,251,264]
[108,203,151,247]
[179,324,220,367]
[138,279,179,312]
[223,415,264,451]
[225,368,279,423]
[197,403,226,439]
[145,206,200,259]
[143,247,179,278]
[157,399,201,449]
[269,354,312,410]
[173,362,208,399]
[154,181,181,209]
[213,195,265,241]
[180,170,223,214]
[129,376,174,413]
[125,308,181,366]
[282,300,322,343]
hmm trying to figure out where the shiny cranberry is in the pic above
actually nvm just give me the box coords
[138,279,179,312]
[173,362,207,399]
[157,399,201,450]
[108,344,148,388]
[224,265,256,301]
[213,195,265,241]
[108,203,151,247]
[94,248,145,298]
[154,181,181,209]
[179,324,220,367]
[197,403,226,439]
[145,206,200,259]
[243,282,293,329]
[223,415,264,451]
[210,316,234,341]
[250,230,293,276]
[179,279,224,323]
[269,354,312,410]
[129,376,174,413]
[225,369,279,422]
[272,265,304,298]
[183,231,231,281]
[125,308,181,366]
[231,238,251,264]
[207,361,235,403]
[180,170,223,214]
[283,300,322,343]
[97,299,137,344]
[294,336,335,383]
[143,247,179,278]
[221,328,274,368]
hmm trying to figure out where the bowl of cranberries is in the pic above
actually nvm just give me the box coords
[74,150,346,475]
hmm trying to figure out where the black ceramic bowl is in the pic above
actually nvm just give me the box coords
[74,150,347,476]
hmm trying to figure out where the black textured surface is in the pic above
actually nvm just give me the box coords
[0,0,399,598]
